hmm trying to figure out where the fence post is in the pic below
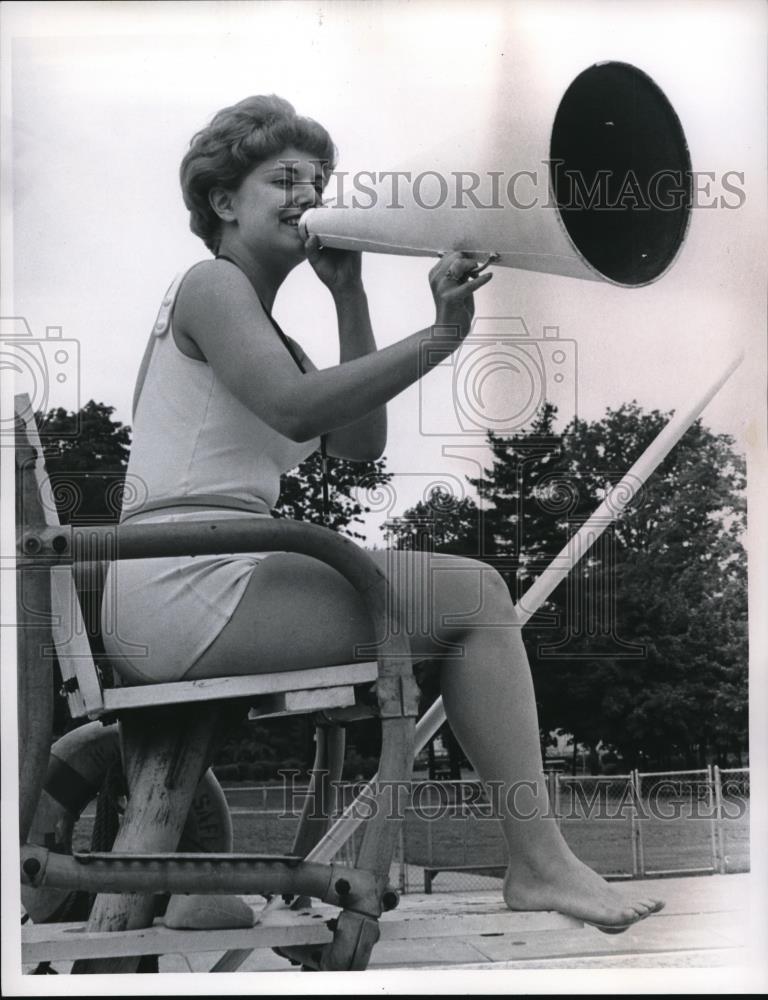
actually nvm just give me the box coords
[461,784,469,867]
[631,769,645,877]
[426,786,434,876]
[713,765,726,874]
[706,765,718,874]
[554,772,562,828]
[628,772,638,877]
[397,821,407,894]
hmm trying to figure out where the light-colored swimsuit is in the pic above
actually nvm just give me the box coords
[101,267,319,684]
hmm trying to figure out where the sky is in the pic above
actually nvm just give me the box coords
[3,0,766,543]
[1,3,767,994]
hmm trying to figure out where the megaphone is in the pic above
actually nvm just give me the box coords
[300,62,692,288]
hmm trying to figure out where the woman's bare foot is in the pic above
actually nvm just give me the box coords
[163,893,255,930]
[503,854,664,931]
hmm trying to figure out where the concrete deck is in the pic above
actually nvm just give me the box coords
[21,871,766,987]
[156,872,757,974]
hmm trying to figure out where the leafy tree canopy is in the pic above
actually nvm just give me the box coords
[386,402,747,769]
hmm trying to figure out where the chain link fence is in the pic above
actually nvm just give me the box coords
[715,767,750,874]
[554,774,638,878]
[75,768,749,893]
[634,768,720,876]
[217,768,750,892]
[394,768,750,891]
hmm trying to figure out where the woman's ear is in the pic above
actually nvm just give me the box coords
[209,187,237,223]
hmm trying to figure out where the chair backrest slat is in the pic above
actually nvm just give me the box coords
[15,394,105,719]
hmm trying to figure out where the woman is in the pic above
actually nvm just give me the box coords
[103,95,662,931]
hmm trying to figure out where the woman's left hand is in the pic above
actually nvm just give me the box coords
[305,234,362,296]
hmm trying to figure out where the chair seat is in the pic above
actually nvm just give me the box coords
[101,661,379,714]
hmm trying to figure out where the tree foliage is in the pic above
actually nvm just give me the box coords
[35,401,131,523]
[386,403,748,768]
[274,451,391,539]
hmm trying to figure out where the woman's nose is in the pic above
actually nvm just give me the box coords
[292,183,318,209]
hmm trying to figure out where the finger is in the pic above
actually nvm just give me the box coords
[441,271,493,300]
[450,256,486,281]
[435,250,468,272]
[304,234,324,257]
[468,254,496,276]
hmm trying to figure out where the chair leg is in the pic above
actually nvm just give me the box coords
[322,715,414,972]
[71,704,229,974]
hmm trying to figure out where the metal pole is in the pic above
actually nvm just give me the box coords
[397,824,406,894]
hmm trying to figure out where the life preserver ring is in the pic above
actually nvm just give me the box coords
[22,721,233,924]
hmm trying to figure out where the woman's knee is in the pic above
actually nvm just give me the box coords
[369,549,514,632]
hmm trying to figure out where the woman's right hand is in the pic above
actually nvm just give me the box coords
[430,252,494,337]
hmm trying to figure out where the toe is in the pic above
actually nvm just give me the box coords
[634,899,657,914]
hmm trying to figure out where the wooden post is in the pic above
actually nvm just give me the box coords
[72,704,230,974]
[15,406,56,845]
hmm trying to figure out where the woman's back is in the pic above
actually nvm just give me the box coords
[101,271,319,685]
[122,265,318,519]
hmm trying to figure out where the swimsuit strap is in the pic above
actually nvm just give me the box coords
[131,271,187,422]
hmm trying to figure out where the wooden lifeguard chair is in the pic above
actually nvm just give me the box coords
[14,392,578,975]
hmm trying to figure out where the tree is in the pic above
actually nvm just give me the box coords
[386,403,748,768]
[275,451,391,539]
[522,405,747,768]
[35,401,131,523]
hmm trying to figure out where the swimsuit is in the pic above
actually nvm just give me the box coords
[100,264,320,684]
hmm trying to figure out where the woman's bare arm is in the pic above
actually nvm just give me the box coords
[174,254,492,445]
[324,285,386,460]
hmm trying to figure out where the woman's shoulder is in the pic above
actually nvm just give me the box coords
[177,257,255,301]
[174,259,266,341]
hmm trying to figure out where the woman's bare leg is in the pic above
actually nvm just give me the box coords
[434,570,662,925]
[187,549,663,926]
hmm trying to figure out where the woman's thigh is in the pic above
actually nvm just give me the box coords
[184,548,508,680]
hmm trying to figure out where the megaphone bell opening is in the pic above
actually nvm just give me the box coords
[551,62,692,287]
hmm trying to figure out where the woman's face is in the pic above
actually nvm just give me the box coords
[226,146,328,261]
